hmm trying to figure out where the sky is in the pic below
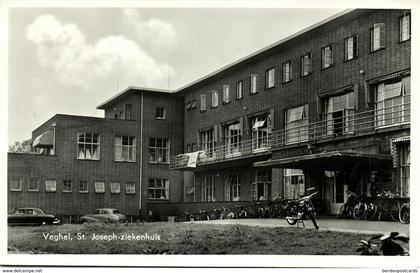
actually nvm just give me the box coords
[7,7,344,144]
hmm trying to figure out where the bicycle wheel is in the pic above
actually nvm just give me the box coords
[390,202,401,222]
[353,202,366,220]
[399,203,410,224]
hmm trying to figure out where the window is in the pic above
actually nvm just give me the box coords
[251,169,271,201]
[400,13,411,42]
[149,138,170,163]
[200,129,215,158]
[301,53,312,76]
[126,182,136,194]
[265,68,275,89]
[251,115,270,152]
[156,107,166,119]
[45,180,56,192]
[78,181,88,193]
[94,182,105,193]
[110,182,120,194]
[77,133,100,160]
[28,179,39,192]
[321,45,333,68]
[285,104,309,144]
[250,74,258,94]
[148,178,169,199]
[324,92,355,136]
[371,23,385,52]
[224,173,240,201]
[200,94,207,111]
[191,143,196,152]
[282,61,292,83]
[114,136,136,162]
[236,80,243,99]
[211,90,219,108]
[344,36,358,61]
[201,175,215,202]
[398,142,410,197]
[375,76,410,128]
[186,144,191,153]
[63,180,72,192]
[224,122,242,157]
[283,169,305,199]
[125,104,132,120]
[10,179,22,191]
[223,85,230,103]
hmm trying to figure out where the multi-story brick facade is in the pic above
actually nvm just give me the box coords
[8,9,410,220]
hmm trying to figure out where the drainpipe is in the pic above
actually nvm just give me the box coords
[139,93,144,218]
[52,122,56,155]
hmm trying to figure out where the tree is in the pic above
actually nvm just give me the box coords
[8,139,33,153]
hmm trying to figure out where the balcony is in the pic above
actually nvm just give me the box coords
[170,102,410,170]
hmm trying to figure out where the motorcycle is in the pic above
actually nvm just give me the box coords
[285,191,319,229]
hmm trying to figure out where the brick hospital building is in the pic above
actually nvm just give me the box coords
[8,9,410,221]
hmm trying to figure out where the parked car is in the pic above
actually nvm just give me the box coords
[8,207,60,226]
[80,208,127,224]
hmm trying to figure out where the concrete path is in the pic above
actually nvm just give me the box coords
[190,218,410,236]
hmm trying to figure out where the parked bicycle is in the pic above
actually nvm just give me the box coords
[399,202,409,224]
[337,190,361,219]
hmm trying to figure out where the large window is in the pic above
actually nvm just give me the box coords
[285,104,309,144]
[301,53,311,76]
[265,68,275,89]
[371,23,385,52]
[201,175,216,202]
[10,179,22,191]
[148,178,169,200]
[94,182,105,193]
[400,13,411,42]
[200,129,215,158]
[236,80,243,99]
[321,45,333,68]
[149,138,170,163]
[211,90,219,108]
[251,169,271,201]
[324,92,354,136]
[344,36,358,61]
[200,94,207,111]
[78,181,88,193]
[224,173,240,201]
[63,180,72,193]
[115,136,136,162]
[250,74,258,94]
[28,179,39,192]
[283,169,305,199]
[375,76,410,128]
[77,133,100,160]
[224,122,242,157]
[126,182,136,194]
[282,61,292,83]
[45,180,57,192]
[155,107,166,120]
[251,115,270,152]
[223,85,230,103]
[110,182,120,194]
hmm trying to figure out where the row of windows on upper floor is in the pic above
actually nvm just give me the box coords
[185,13,411,113]
[36,134,171,164]
[9,178,170,200]
[112,104,167,120]
[185,75,410,153]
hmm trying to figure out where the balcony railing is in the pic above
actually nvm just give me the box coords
[170,102,410,169]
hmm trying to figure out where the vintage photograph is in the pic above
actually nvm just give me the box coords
[5,5,411,260]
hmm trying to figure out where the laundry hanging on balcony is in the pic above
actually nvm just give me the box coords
[184,151,204,168]
[252,119,266,130]
[32,130,54,148]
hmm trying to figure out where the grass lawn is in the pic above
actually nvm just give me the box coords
[8,222,387,255]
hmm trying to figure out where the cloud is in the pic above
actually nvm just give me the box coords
[121,8,178,54]
[26,14,173,90]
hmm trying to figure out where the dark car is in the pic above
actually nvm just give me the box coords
[80,208,127,224]
[8,207,60,226]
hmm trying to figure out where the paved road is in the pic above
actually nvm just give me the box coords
[191,218,410,236]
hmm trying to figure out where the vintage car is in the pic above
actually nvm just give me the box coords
[8,207,60,225]
[80,208,127,224]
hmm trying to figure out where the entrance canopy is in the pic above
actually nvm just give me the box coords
[254,150,392,170]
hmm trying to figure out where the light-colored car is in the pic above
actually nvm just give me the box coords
[80,208,126,224]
